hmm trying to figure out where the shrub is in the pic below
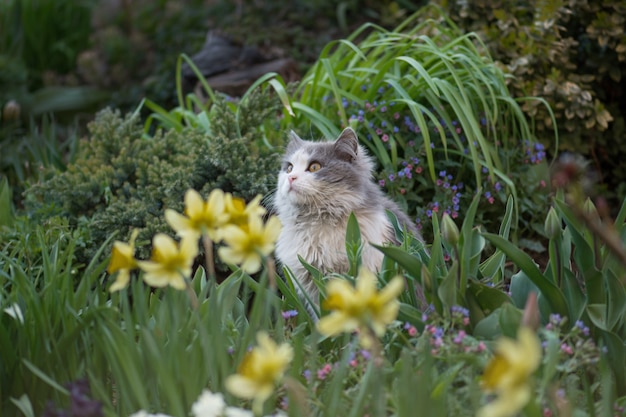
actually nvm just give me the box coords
[25,87,284,264]
[441,0,626,204]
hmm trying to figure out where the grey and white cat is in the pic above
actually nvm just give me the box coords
[273,127,422,306]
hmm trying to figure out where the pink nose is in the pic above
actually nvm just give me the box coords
[288,175,297,184]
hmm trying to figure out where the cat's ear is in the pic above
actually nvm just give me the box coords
[286,130,305,154]
[334,127,358,162]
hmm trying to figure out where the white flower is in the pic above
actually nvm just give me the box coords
[224,407,254,417]
[191,389,226,417]
[128,411,173,417]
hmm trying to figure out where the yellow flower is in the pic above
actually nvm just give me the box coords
[218,215,281,274]
[225,332,293,413]
[478,326,542,417]
[108,229,139,292]
[137,234,198,290]
[224,193,266,230]
[317,267,404,348]
[165,189,229,241]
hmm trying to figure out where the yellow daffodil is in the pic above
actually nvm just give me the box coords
[108,229,139,292]
[165,189,229,241]
[317,267,404,348]
[137,234,198,290]
[225,332,293,415]
[218,215,281,274]
[224,194,266,230]
[478,326,542,417]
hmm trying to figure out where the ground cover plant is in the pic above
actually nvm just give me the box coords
[1,5,626,417]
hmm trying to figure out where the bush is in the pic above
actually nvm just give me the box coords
[25,87,284,264]
[441,0,626,204]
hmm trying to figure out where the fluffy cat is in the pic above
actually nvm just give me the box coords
[273,127,422,308]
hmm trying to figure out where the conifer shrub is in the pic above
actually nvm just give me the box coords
[25,89,283,264]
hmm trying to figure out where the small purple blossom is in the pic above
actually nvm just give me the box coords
[281,310,298,319]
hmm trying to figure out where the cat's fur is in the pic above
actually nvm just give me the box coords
[273,127,422,305]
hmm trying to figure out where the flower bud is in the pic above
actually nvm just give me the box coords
[441,212,459,246]
[2,100,21,121]
[582,197,600,225]
[544,207,561,239]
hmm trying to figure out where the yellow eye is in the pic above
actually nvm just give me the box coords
[308,162,322,173]
[286,163,293,173]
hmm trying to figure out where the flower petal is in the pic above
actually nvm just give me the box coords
[109,269,130,292]
[317,311,359,337]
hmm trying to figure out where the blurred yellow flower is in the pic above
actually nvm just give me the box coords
[317,267,404,348]
[165,189,229,241]
[137,234,198,290]
[218,215,281,274]
[478,326,542,417]
[225,332,293,414]
[224,194,266,230]
[108,229,139,292]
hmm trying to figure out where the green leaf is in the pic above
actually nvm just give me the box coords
[479,250,506,284]
[22,359,69,395]
[0,177,12,227]
[372,244,423,278]
[437,261,458,311]
[498,302,523,338]
[346,212,362,276]
[10,395,35,417]
[605,270,626,331]
[473,308,503,339]
[561,269,586,323]
[466,282,512,318]
[482,233,569,317]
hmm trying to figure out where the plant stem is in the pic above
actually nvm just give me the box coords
[203,233,216,281]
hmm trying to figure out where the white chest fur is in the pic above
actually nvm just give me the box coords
[275,207,392,293]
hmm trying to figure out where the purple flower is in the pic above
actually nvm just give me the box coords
[281,310,298,319]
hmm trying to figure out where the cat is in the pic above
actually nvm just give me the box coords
[273,127,423,312]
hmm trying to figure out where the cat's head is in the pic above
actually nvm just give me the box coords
[275,127,375,216]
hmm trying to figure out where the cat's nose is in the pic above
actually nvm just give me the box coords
[288,175,297,184]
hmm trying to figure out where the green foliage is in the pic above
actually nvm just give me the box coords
[483,194,626,394]
[0,0,94,89]
[441,0,626,204]
[0,219,111,416]
[0,187,615,417]
[24,87,284,263]
[280,5,552,243]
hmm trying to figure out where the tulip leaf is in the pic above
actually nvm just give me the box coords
[459,192,481,296]
[562,269,586,323]
[605,270,626,331]
[598,327,626,393]
[372,244,423,279]
[467,282,512,317]
[482,233,569,317]
[473,307,507,339]
[498,302,523,338]
[346,212,363,276]
[438,262,458,310]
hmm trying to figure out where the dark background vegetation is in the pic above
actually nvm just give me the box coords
[1,0,625,208]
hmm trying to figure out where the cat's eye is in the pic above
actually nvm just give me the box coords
[286,163,293,173]
[308,162,322,173]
